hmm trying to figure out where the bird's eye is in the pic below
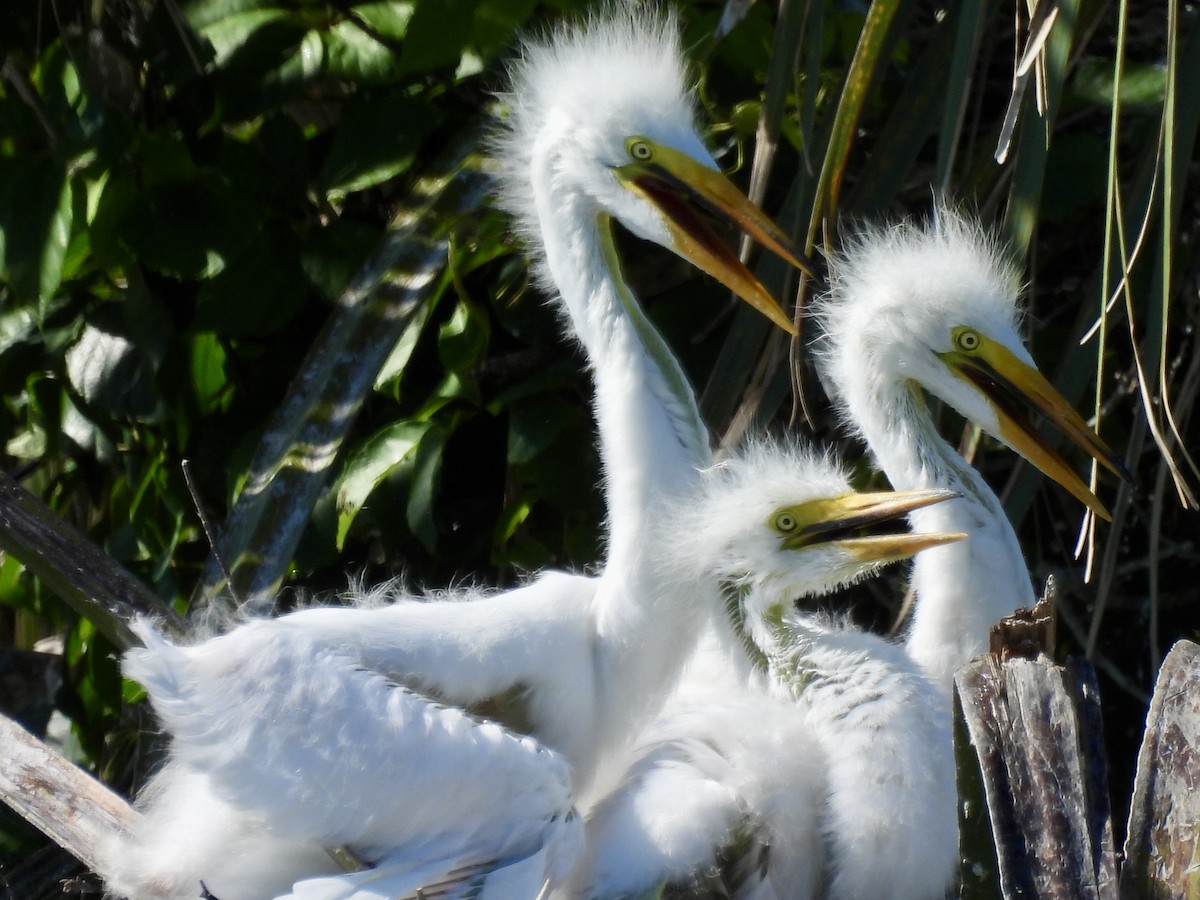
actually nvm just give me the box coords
[627,139,654,162]
[954,328,981,353]
[774,512,798,533]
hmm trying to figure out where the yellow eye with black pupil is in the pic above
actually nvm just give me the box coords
[629,140,653,161]
[955,330,980,352]
[774,513,798,532]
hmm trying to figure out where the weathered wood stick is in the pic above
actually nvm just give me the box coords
[1121,639,1200,899]
[0,469,187,649]
[0,711,138,874]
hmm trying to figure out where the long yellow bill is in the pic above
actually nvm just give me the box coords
[778,488,966,564]
[943,337,1133,521]
[612,140,812,336]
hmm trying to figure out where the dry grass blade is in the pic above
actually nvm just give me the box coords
[1002,0,1079,262]
[1152,0,1200,505]
[1149,341,1200,664]
[743,0,806,215]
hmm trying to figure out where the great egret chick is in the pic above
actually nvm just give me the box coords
[815,208,1130,691]
[261,7,809,805]
[571,443,963,899]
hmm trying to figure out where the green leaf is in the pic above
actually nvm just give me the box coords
[471,0,537,64]
[88,169,139,270]
[507,396,572,465]
[492,494,534,545]
[374,282,445,392]
[438,297,490,374]
[353,2,416,42]
[116,175,263,279]
[64,323,163,421]
[139,135,203,186]
[397,0,482,75]
[0,304,40,358]
[194,228,306,335]
[0,155,73,306]
[196,8,301,66]
[406,422,449,553]
[323,20,401,84]
[190,332,231,414]
[321,94,440,196]
[298,218,381,302]
[1071,58,1167,109]
[335,420,431,549]
[203,14,322,119]
[182,0,285,31]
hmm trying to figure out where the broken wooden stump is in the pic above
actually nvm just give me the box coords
[954,584,1119,899]
[1121,639,1200,899]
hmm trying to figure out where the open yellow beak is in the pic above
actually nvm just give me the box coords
[612,141,812,335]
[779,488,966,564]
[942,338,1133,521]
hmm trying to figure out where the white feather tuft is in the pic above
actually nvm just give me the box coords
[490,5,697,272]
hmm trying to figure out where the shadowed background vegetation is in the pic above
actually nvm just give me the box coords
[0,0,1196,893]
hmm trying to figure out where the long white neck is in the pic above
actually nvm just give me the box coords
[839,371,1035,694]
[528,142,727,762]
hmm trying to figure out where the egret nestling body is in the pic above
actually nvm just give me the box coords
[816,209,1128,693]
[102,622,582,900]
[258,7,808,803]
[570,444,963,899]
[105,15,812,899]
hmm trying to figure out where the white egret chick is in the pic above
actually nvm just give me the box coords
[570,444,964,899]
[103,11,810,897]
[267,7,809,803]
[100,620,582,900]
[815,208,1130,692]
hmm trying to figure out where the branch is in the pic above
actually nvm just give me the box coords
[0,711,139,873]
[0,470,187,650]
[191,128,494,620]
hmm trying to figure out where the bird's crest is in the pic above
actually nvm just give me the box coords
[490,6,698,255]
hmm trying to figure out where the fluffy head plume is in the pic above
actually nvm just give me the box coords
[490,6,698,263]
[654,440,857,596]
[813,205,1026,415]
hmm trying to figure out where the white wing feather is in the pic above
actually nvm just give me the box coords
[570,691,824,900]
[102,620,582,900]
[770,614,958,900]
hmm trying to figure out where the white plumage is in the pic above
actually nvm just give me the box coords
[248,6,807,807]
[815,209,1127,692]
[569,444,962,899]
[102,11,811,898]
[101,620,581,900]
[571,690,826,900]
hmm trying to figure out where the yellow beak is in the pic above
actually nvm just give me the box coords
[943,339,1132,521]
[780,488,966,564]
[612,141,812,336]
